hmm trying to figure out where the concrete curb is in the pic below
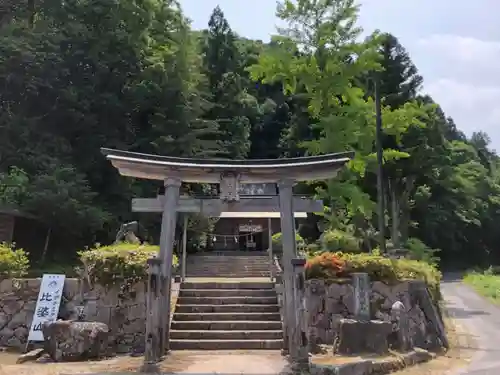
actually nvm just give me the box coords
[310,348,436,375]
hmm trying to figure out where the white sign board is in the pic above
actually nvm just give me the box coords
[239,224,262,232]
[28,274,66,341]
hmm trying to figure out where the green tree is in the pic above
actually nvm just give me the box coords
[248,0,422,233]
[201,6,251,158]
[363,33,427,248]
[376,33,423,109]
[0,0,217,252]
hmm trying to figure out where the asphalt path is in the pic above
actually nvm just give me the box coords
[442,274,500,375]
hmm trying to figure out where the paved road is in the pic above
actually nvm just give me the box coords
[442,275,500,375]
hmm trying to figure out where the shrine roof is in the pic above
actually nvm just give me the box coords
[101,148,354,183]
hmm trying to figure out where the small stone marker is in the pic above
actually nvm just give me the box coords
[391,301,412,351]
[352,272,371,321]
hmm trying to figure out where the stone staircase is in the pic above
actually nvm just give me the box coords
[170,280,283,350]
[185,252,272,278]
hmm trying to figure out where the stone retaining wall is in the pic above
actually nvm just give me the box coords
[306,279,441,350]
[1,276,441,354]
[0,278,180,353]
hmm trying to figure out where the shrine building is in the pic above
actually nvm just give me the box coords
[211,183,307,251]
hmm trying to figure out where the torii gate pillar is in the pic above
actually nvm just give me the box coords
[278,179,298,356]
[158,178,181,354]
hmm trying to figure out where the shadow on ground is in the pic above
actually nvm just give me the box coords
[446,306,490,319]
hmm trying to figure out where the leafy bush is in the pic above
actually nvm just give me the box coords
[321,229,360,253]
[485,265,500,276]
[0,242,29,278]
[305,251,442,299]
[304,242,321,257]
[464,270,500,303]
[27,263,79,278]
[405,237,440,265]
[78,242,178,287]
[272,232,306,250]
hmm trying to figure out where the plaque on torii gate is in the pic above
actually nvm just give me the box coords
[101,148,353,370]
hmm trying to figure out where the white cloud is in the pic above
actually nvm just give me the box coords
[418,35,500,64]
[425,79,500,151]
[417,34,500,150]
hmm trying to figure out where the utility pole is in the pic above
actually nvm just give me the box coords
[374,78,386,253]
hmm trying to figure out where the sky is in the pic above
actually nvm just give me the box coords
[179,0,500,151]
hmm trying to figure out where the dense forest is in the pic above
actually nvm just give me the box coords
[0,0,498,269]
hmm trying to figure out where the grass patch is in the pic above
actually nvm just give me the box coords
[463,270,500,303]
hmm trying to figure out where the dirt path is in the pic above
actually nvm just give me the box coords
[0,351,290,375]
[441,276,500,375]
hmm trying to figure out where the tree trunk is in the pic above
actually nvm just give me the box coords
[40,227,51,264]
[399,176,416,244]
[388,179,401,249]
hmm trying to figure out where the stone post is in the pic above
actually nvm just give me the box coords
[159,178,181,355]
[181,214,188,282]
[268,217,274,282]
[141,257,162,373]
[278,179,297,355]
[352,273,371,321]
[290,257,309,372]
[390,301,411,352]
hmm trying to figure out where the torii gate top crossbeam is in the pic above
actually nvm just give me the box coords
[101,148,354,183]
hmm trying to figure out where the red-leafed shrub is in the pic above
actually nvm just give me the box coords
[305,252,345,279]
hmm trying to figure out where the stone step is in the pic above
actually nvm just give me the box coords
[186,268,269,271]
[171,320,282,331]
[170,330,283,340]
[185,273,271,278]
[180,289,276,297]
[169,339,283,350]
[186,270,271,275]
[181,282,274,290]
[205,253,269,255]
[177,296,278,305]
[187,258,270,262]
[186,263,269,270]
[187,261,270,265]
[187,262,270,265]
[186,270,271,274]
[173,312,281,321]
[187,262,270,266]
[186,263,270,267]
[175,304,280,313]
[186,269,270,277]
[187,252,269,260]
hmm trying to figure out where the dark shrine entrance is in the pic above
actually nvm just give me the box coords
[211,212,306,252]
[238,225,263,251]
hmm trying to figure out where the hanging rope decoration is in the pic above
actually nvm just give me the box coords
[188,226,271,248]
[188,226,270,238]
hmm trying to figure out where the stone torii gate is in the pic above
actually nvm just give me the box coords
[101,148,353,370]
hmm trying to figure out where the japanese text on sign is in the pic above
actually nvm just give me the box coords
[27,274,65,342]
